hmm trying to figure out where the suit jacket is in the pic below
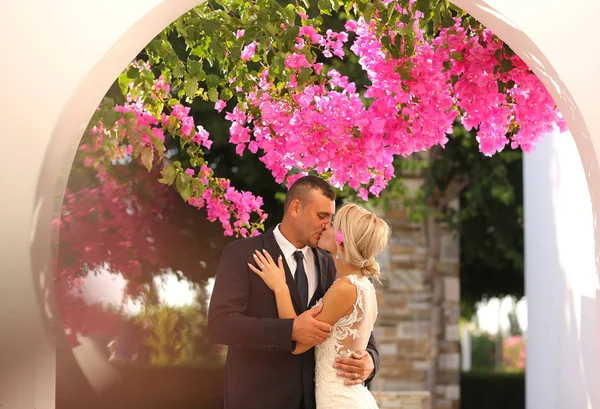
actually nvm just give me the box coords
[207,228,380,409]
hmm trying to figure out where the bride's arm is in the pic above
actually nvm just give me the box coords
[249,250,357,354]
[291,279,357,355]
[273,287,297,319]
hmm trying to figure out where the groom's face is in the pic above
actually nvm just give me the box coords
[296,189,335,248]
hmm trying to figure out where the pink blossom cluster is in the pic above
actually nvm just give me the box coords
[349,16,566,157]
[187,176,267,237]
[229,67,395,199]
[431,23,567,154]
[96,72,266,238]
[503,335,526,371]
[223,14,566,200]
[295,26,348,59]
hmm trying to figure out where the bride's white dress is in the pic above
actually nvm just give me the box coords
[314,274,379,409]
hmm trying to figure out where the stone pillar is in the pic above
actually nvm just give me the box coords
[372,178,461,409]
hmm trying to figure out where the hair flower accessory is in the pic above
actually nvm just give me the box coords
[335,229,344,245]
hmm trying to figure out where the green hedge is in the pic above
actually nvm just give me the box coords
[461,371,525,409]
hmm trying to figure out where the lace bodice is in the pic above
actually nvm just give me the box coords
[313,274,379,409]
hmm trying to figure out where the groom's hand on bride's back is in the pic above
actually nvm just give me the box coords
[291,304,332,346]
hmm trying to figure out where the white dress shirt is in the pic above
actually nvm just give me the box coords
[273,224,318,303]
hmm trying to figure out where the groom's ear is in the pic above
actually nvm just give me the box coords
[289,198,302,216]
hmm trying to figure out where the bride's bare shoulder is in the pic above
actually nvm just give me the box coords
[323,276,359,304]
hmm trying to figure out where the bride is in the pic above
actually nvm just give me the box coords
[248,202,391,409]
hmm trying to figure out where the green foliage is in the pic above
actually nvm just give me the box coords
[133,300,223,367]
[461,371,525,409]
[141,306,183,366]
[470,332,496,371]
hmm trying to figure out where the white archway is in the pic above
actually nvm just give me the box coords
[0,0,598,408]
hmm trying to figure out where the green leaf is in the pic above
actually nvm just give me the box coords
[443,60,453,71]
[152,136,165,155]
[502,42,516,57]
[206,74,220,89]
[442,12,455,28]
[402,29,416,56]
[281,26,300,52]
[271,54,286,76]
[413,0,429,13]
[495,49,502,62]
[123,111,137,129]
[282,4,296,24]
[184,76,198,98]
[181,182,193,202]
[264,23,278,37]
[433,5,441,31]
[381,35,392,50]
[399,65,412,80]
[500,59,513,73]
[396,25,412,36]
[187,59,204,77]
[141,147,154,172]
[175,173,193,202]
[103,108,119,128]
[363,3,375,23]
[173,64,184,79]
[450,51,464,61]
[318,0,333,15]
[219,87,233,101]
[386,0,396,22]
[118,73,131,96]
[497,79,506,93]
[191,179,207,198]
[126,67,140,80]
[389,35,403,59]
[208,87,219,102]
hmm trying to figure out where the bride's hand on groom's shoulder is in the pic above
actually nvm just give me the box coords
[248,249,287,292]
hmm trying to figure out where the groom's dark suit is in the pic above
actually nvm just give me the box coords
[207,228,380,409]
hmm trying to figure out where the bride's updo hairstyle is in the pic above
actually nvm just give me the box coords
[333,203,391,278]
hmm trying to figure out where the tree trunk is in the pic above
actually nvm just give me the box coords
[424,211,443,409]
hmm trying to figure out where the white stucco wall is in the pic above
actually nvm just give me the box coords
[0,0,599,408]
[525,130,597,409]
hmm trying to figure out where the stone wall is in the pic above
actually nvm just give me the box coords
[372,183,461,409]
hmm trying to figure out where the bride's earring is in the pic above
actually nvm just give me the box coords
[335,254,339,260]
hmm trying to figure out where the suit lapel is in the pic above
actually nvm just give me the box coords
[262,228,303,313]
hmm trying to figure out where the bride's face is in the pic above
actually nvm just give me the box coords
[317,222,336,255]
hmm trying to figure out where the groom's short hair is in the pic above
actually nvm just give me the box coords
[284,176,336,213]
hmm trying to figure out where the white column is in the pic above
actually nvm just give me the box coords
[0,1,200,408]
[461,327,472,371]
[524,129,597,409]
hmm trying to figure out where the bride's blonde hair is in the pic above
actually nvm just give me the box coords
[333,203,391,278]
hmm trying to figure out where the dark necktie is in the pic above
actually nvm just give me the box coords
[294,251,308,308]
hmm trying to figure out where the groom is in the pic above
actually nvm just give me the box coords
[208,175,380,409]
